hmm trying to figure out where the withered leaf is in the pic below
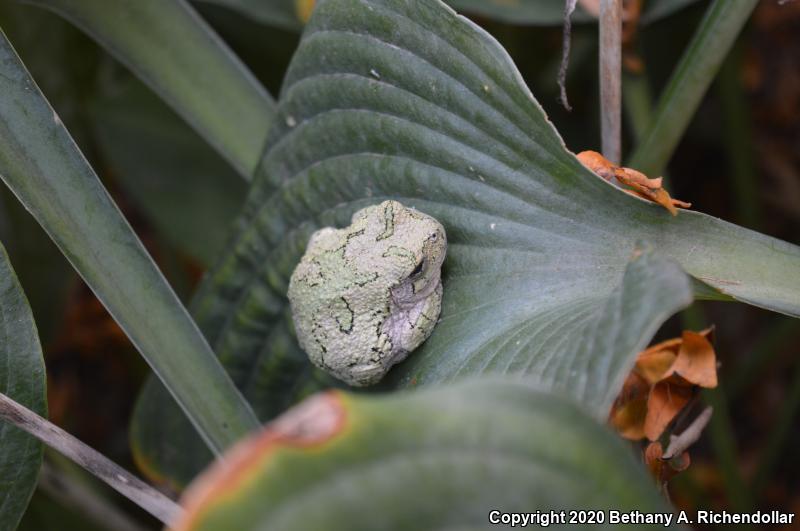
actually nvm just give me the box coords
[644,441,691,485]
[644,380,693,441]
[635,340,680,384]
[671,330,718,388]
[610,395,648,440]
[576,150,691,216]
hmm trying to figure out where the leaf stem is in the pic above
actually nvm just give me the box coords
[0,392,183,526]
[628,0,759,176]
[599,0,622,163]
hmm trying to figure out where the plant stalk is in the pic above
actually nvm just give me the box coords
[0,392,183,526]
[38,460,150,531]
[599,0,622,164]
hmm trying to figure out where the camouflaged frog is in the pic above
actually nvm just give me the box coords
[287,200,446,387]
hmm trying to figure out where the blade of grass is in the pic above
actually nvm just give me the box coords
[627,0,758,176]
[728,318,800,399]
[25,0,275,179]
[703,386,755,523]
[716,45,760,230]
[622,71,655,144]
[752,357,800,496]
[0,30,258,452]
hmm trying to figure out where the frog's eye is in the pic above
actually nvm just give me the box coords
[410,259,425,277]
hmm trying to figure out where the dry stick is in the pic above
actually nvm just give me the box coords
[558,0,579,110]
[663,406,714,459]
[38,460,150,531]
[0,392,183,526]
[599,0,622,164]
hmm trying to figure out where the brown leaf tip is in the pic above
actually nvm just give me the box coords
[173,392,346,531]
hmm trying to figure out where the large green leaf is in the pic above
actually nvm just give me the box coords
[132,0,800,486]
[132,247,691,488]
[27,0,275,178]
[0,29,257,452]
[0,242,47,530]
[88,75,246,266]
[174,381,681,531]
[197,0,699,29]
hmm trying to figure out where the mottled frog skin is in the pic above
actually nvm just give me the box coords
[287,200,446,387]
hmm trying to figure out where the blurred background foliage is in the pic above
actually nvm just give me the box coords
[0,0,797,529]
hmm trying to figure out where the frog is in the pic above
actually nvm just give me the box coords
[287,200,447,387]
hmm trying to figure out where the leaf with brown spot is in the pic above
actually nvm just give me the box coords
[174,382,674,531]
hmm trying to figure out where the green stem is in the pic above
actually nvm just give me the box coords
[628,0,758,176]
[728,318,799,399]
[622,71,655,145]
[703,387,755,520]
[752,359,800,495]
[716,45,761,230]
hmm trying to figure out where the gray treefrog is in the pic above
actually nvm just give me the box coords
[287,200,447,387]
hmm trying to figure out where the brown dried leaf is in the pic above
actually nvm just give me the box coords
[635,342,679,384]
[644,441,664,478]
[672,330,718,388]
[644,441,691,485]
[609,372,649,439]
[576,150,691,215]
[644,381,693,441]
[610,395,648,440]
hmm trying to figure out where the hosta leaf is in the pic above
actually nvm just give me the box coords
[0,242,47,530]
[198,0,700,29]
[174,381,680,531]
[88,76,246,266]
[132,0,800,486]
